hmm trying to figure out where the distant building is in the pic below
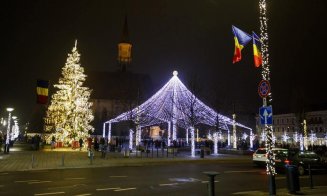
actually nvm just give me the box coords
[255,110,327,145]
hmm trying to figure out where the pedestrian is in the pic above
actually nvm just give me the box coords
[51,136,56,150]
[79,138,83,151]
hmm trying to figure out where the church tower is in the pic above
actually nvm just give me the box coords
[118,15,132,72]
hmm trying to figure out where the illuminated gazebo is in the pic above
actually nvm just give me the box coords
[103,71,251,156]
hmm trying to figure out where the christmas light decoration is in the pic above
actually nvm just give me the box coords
[207,132,213,140]
[261,130,266,142]
[232,113,237,149]
[309,130,317,146]
[300,134,304,151]
[282,131,290,143]
[293,132,299,143]
[303,119,308,150]
[213,132,218,155]
[129,129,133,150]
[249,130,255,149]
[242,132,248,140]
[45,41,94,144]
[103,71,251,155]
[190,127,195,157]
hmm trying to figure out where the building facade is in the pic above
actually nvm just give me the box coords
[256,110,327,145]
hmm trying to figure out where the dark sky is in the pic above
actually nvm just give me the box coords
[1,0,327,125]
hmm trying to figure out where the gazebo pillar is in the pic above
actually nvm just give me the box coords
[213,132,218,154]
[108,123,111,143]
[233,113,237,149]
[136,125,141,146]
[172,120,177,141]
[167,121,171,146]
[129,129,134,150]
[190,127,195,157]
[102,123,106,138]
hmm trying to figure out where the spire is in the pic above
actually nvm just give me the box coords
[121,15,130,43]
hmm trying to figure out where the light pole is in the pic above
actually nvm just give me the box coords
[5,107,14,154]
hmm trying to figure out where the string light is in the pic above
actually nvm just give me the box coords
[259,0,276,176]
[45,41,94,144]
[104,71,251,156]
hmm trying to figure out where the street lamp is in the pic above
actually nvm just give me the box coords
[5,107,14,154]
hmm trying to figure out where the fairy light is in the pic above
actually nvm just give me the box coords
[45,41,94,143]
[213,132,218,154]
[249,130,255,149]
[282,131,290,143]
[303,119,308,150]
[190,127,195,157]
[300,134,304,151]
[129,129,134,150]
[259,0,276,181]
[293,131,299,143]
[242,132,248,140]
[309,130,317,146]
[104,71,251,156]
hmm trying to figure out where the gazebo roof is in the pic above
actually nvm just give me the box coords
[105,71,251,131]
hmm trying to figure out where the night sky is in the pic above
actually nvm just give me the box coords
[1,0,327,126]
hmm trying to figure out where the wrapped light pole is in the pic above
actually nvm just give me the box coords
[258,0,276,194]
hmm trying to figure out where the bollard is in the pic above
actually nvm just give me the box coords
[269,174,276,196]
[61,154,65,166]
[32,154,34,168]
[309,164,314,189]
[156,148,159,158]
[203,171,220,196]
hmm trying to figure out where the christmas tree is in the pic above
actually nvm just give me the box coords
[45,41,94,144]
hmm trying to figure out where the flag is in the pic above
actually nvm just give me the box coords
[36,80,49,104]
[232,25,252,63]
[252,32,263,67]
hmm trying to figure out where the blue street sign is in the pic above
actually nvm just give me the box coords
[259,106,273,125]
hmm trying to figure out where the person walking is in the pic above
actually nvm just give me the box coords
[79,138,83,151]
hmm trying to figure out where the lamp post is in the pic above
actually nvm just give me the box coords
[5,107,14,154]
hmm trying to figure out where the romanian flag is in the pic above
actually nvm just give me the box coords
[36,80,49,104]
[252,32,262,67]
[232,25,252,64]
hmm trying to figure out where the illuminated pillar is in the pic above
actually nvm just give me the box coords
[190,127,195,157]
[232,113,237,149]
[108,123,111,143]
[303,119,308,150]
[227,125,231,146]
[102,123,106,138]
[250,130,254,149]
[213,132,218,154]
[6,108,14,145]
[167,121,171,146]
[136,125,141,146]
[129,129,134,150]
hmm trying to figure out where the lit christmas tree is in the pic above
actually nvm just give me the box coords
[45,41,94,144]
